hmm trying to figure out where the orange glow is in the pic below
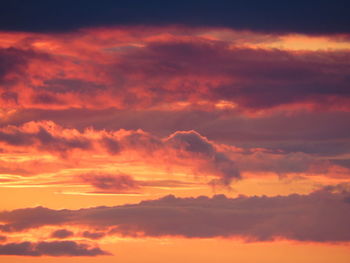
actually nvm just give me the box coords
[1,25,350,262]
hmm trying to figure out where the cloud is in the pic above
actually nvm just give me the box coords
[165,131,240,184]
[4,108,350,158]
[0,206,68,232]
[0,29,349,113]
[79,173,201,193]
[0,47,51,107]
[51,229,74,239]
[0,121,92,155]
[82,231,105,240]
[139,179,199,188]
[112,41,350,111]
[100,136,121,155]
[1,190,349,242]
[0,121,240,184]
[233,151,331,175]
[0,156,72,177]
[0,120,347,182]
[0,48,39,84]
[80,174,140,192]
[0,241,109,256]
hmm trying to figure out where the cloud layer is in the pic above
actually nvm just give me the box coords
[0,241,108,256]
[2,119,347,188]
[0,28,349,113]
[1,189,349,242]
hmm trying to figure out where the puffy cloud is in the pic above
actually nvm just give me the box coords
[4,108,350,158]
[0,122,91,156]
[0,241,108,256]
[1,190,349,242]
[0,121,240,184]
[1,120,347,183]
[165,131,240,184]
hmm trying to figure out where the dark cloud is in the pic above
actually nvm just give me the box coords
[1,33,350,113]
[1,91,18,105]
[166,131,240,184]
[35,127,91,154]
[0,241,109,256]
[0,120,345,179]
[31,93,64,105]
[331,159,350,169]
[0,206,68,232]
[4,109,350,156]
[31,78,109,106]
[0,1,349,34]
[0,122,240,184]
[139,179,199,188]
[234,151,331,175]
[100,137,121,155]
[0,48,31,84]
[318,183,350,194]
[0,123,91,155]
[82,231,105,240]
[36,78,107,95]
[0,130,34,146]
[80,173,200,192]
[114,41,350,111]
[167,131,215,155]
[81,174,140,192]
[1,190,350,242]
[51,229,74,239]
[104,129,240,184]
[0,47,50,100]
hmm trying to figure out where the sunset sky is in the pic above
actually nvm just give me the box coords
[0,1,350,262]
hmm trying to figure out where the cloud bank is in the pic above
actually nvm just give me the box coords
[1,189,349,242]
[0,241,108,256]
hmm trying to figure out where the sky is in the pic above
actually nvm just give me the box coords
[0,1,350,262]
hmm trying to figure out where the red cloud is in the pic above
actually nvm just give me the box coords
[0,121,241,184]
[0,28,349,112]
[0,120,348,183]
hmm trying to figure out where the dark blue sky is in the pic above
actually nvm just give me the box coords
[1,0,349,33]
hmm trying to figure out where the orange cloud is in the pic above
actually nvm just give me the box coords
[0,120,348,191]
